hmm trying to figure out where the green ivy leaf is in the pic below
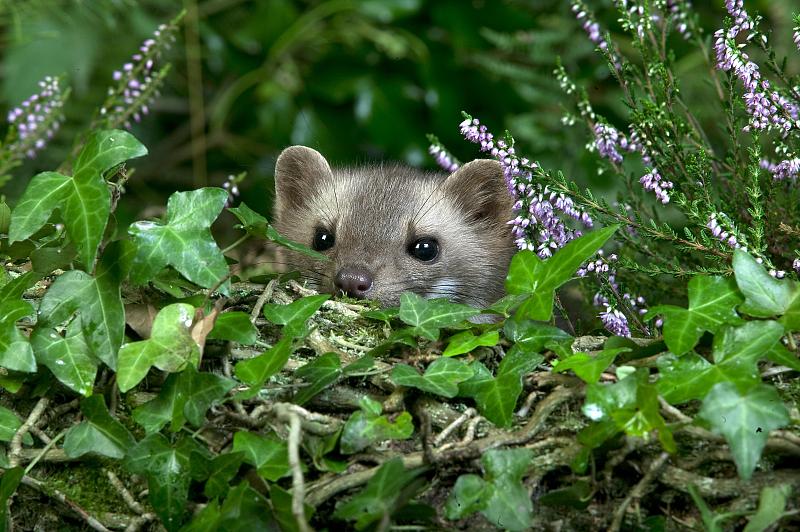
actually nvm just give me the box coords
[181,483,274,531]
[391,358,474,398]
[458,362,522,428]
[744,484,792,532]
[294,353,342,405]
[657,320,784,404]
[63,395,136,459]
[478,448,534,531]
[504,317,573,352]
[0,299,36,373]
[35,244,129,369]
[733,250,797,318]
[340,397,414,455]
[553,347,630,384]
[31,319,95,396]
[398,292,479,340]
[234,336,294,387]
[444,474,488,519]
[201,452,245,499]
[207,311,259,345]
[506,226,617,321]
[269,483,316,532]
[442,329,499,357]
[232,431,290,481]
[764,343,800,371]
[129,188,231,294]
[117,303,200,393]
[262,294,330,337]
[0,467,24,527]
[9,130,147,268]
[0,407,33,445]
[126,434,206,530]
[496,345,544,377]
[332,457,425,529]
[229,202,329,261]
[133,364,235,433]
[648,276,744,355]
[698,383,789,480]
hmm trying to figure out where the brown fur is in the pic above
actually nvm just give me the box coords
[273,146,516,308]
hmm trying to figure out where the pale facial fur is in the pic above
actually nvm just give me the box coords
[272,146,516,309]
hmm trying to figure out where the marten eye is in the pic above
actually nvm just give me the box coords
[313,227,335,251]
[409,238,439,262]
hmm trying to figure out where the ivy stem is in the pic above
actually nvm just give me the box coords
[786,333,797,352]
[223,234,250,254]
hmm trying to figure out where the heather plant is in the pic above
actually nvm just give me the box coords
[433,0,800,337]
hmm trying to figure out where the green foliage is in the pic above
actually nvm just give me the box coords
[232,431,290,481]
[340,397,414,455]
[391,358,474,398]
[116,303,200,392]
[506,226,617,321]
[64,395,135,459]
[294,353,374,405]
[445,448,534,531]
[128,188,231,294]
[8,130,147,269]
[332,457,425,529]
[698,383,789,480]
[442,329,499,357]
[398,292,479,340]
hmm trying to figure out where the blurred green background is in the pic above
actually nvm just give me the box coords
[0,0,796,227]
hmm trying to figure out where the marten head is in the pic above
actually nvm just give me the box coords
[272,146,515,309]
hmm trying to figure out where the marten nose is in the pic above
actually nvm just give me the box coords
[334,268,373,298]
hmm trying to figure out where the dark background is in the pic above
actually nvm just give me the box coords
[0,0,796,228]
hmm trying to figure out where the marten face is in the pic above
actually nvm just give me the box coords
[272,146,515,309]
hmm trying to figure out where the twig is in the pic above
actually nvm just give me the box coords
[20,475,111,531]
[9,398,49,468]
[287,412,311,532]
[105,470,146,515]
[610,452,670,532]
[433,408,476,447]
[24,430,65,474]
[250,279,277,323]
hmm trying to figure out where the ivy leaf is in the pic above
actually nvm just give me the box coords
[126,434,206,531]
[478,449,535,531]
[764,343,800,372]
[744,484,792,532]
[31,319,96,396]
[232,431,290,481]
[553,347,630,384]
[269,483,316,532]
[294,353,342,405]
[0,407,33,445]
[340,397,414,455]
[129,188,231,294]
[63,395,136,459]
[234,336,294,387]
[733,250,797,318]
[229,202,328,261]
[656,321,784,404]
[457,362,523,428]
[201,452,245,499]
[181,483,274,531]
[698,383,789,480]
[0,467,24,526]
[398,292,479,340]
[496,345,544,377]
[333,457,425,529]
[443,329,499,357]
[207,311,259,345]
[504,317,573,352]
[506,226,617,321]
[117,303,200,393]
[35,243,130,369]
[9,130,147,268]
[133,364,235,433]
[391,358,474,398]
[262,294,330,337]
[0,299,36,373]
[444,474,488,520]
[647,276,744,356]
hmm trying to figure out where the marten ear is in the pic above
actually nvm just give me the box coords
[444,159,511,224]
[274,146,333,209]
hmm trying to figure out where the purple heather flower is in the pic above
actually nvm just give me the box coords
[768,158,800,181]
[666,0,692,38]
[460,114,592,256]
[793,258,800,273]
[707,213,743,249]
[427,137,460,173]
[600,306,631,337]
[103,23,174,129]
[572,1,622,70]
[593,123,623,163]
[639,168,673,204]
[6,76,66,159]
